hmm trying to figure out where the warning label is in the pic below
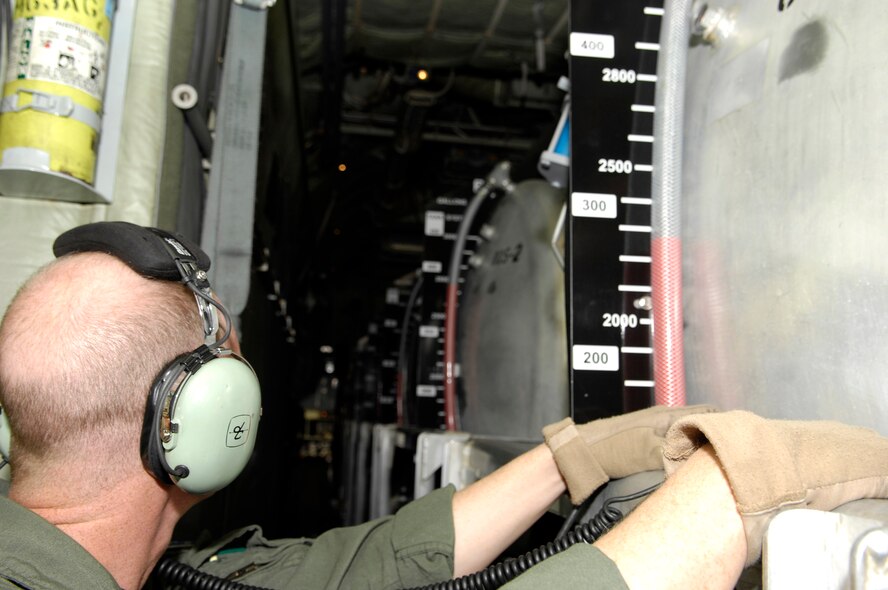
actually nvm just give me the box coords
[8,16,108,101]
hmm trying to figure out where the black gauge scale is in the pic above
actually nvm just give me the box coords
[567,0,663,423]
[411,195,477,430]
[377,285,407,424]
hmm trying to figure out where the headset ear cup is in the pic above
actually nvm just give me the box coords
[0,405,12,462]
[161,353,261,494]
[141,354,191,485]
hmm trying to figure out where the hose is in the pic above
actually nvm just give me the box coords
[651,0,691,407]
[442,185,491,431]
[442,162,515,431]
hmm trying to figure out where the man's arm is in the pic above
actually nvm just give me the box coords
[451,444,565,576]
[453,406,713,576]
[594,444,747,589]
[450,405,713,576]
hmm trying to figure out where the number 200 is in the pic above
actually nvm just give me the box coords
[583,351,609,365]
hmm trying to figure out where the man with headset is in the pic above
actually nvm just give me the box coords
[2,221,888,590]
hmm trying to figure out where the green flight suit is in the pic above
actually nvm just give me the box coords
[0,484,627,589]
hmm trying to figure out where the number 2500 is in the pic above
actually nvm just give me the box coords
[598,158,633,174]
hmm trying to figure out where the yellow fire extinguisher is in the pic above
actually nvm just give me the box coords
[0,0,114,186]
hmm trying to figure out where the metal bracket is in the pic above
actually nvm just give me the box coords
[413,431,471,499]
[201,2,270,322]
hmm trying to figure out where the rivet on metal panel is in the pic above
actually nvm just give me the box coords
[634,295,653,311]
[171,84,198,110]
[479,224,497,241]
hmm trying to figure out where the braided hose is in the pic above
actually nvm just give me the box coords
[651,0,691,406]
[443,185,491,431]
[443,162,513,431]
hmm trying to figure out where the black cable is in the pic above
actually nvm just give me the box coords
[554,492,596,541]
[407,483,662,590]
[154,557,273,590]
[153,484,660,590]
[396,272,423,425]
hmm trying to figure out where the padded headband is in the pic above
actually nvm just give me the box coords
[53,221,210,281]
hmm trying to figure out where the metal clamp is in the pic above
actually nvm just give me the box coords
[485,160,516,194]
[551,203,566,270]
[233,0,277,10]
[0,88,102,132]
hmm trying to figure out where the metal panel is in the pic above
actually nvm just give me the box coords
[457,179,568,439]
[681,0,888,431]
[765,502,888,589]
[201,2,269,320]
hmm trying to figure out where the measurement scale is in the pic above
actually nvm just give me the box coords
[568,0,663,423]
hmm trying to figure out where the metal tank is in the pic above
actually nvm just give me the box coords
[680,0,888,431]
[457,179,568,439]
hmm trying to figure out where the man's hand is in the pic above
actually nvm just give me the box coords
[544,405,718,504]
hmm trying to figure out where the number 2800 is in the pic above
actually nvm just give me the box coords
[602,68,637,83]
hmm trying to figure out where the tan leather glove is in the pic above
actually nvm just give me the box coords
[663,411,888,566]
[543,404,718,504]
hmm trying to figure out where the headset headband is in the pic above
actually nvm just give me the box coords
[53,222,222,346]
[53,221,210,280]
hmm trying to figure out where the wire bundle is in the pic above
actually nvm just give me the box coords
[410,483,660,590]
[154,484,660,590]
[154,557,273,590]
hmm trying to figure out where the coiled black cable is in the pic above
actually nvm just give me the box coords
[154,556,273,590]
[406,482,661,590]
[152,483,659,590]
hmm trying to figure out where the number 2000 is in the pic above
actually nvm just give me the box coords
[602,313,638,329]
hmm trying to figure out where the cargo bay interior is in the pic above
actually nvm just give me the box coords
[0,0,886,588]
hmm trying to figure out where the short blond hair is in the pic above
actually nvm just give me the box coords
[0,252,203,484]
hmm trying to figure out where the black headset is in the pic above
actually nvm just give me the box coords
[0,405,10,471]
[53,221,262,494]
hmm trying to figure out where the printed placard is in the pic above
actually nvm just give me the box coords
[571,192,617,219]
[572,345,619,371]
[570,33,615,59]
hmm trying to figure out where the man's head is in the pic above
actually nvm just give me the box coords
[0,252,201,489]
